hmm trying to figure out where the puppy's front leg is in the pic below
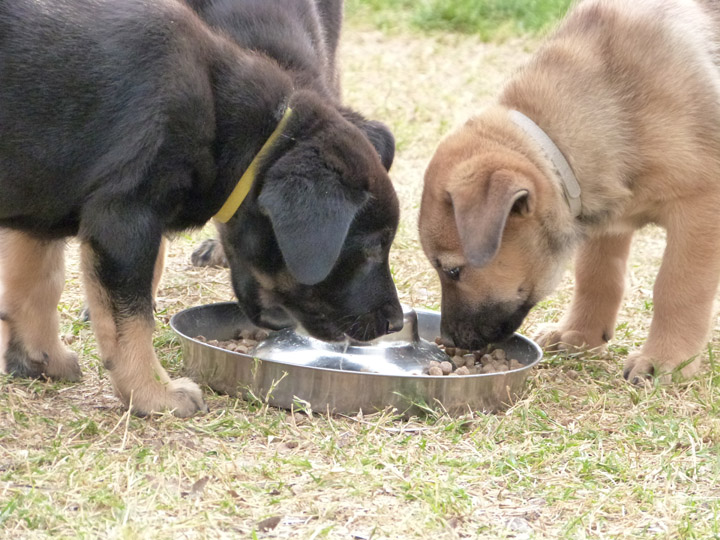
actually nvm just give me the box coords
[624,208,720,383]
[537,231,633,352]
[81,220,206,417]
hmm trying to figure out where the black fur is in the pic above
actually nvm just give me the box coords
[0,0,402,346]
[184,0,401,338]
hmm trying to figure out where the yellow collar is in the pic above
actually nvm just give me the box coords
[214,106,293,223]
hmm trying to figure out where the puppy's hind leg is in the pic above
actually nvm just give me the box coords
[537,231,633,353]
[0,229,81,381]
[190,238,228,267]
[190,221,228,268]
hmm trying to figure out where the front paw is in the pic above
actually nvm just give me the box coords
[535,325,606,353]
[128,377,208,418]
[623,351,701,385]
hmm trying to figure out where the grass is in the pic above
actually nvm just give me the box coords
[346,0,574,40]
[4,10,720,540]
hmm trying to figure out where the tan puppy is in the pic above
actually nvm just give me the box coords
[419,0,720,383]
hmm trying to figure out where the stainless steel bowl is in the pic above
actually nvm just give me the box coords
[251,305,449,376]
[170,302,542,415]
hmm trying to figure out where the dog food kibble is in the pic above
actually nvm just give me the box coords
[425,337,524,376]
[194,328,271,354]
[439,361,453,375]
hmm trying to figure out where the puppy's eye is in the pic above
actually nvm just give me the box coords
[443,267,462,281]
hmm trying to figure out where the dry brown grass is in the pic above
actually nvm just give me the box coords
[2,25,720,540]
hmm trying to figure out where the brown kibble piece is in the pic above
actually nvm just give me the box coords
[463,354,475,367]
[444,347,456,357]
[455,366,470,376]
[481,364,495,374]
[195,335,207,342]
[429,360,441,369]
[491,348,506,361]
[494,363,509,372]
[428,366,443,376]
[439,361,453,375]
[480,354,493,366]
[509,359,523,370]
[453,355,466,368]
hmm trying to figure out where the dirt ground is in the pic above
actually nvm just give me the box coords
[2,26,720,540]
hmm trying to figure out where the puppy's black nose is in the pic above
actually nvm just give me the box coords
[385,307,404,334]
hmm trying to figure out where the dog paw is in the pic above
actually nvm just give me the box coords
[623,351,701,385]
[190,239,228,268]
[5,340,81,382]
[535,326,606,353]
[45,349,82,382]
[129,377,209,418]
[5,348,48,379]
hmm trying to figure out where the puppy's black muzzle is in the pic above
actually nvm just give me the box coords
[344,300,404,342]
[440,301,533,350]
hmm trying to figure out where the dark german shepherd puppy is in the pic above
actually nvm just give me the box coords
[186,0,398,326]
[0,0,402,416]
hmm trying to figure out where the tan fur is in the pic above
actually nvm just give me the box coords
[0,230,81,380]
[80,242,206,416]
[420,0,720,382]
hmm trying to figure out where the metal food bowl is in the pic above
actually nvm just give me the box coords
[170,302,542,416]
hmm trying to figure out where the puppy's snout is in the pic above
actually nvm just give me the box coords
[441,300,534,349]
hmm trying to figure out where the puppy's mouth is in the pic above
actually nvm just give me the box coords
[288,305,402,343]
[297,315,387,343]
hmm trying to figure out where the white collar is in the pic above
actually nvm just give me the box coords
[509,110,582,217]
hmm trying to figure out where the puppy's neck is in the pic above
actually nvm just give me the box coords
[508,109,582,218]
[497,52,635,227]
[483,101,632,229]
[207,43,295,215]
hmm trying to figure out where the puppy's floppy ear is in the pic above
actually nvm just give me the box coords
[340,108,395,171]
[449,169,533,267]
[358,120,395,172]
[258,165,368,285]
